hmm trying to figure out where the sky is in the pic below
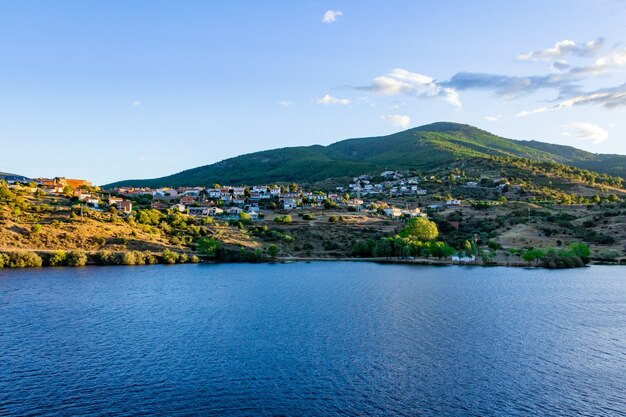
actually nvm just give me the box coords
[1,0,626,185]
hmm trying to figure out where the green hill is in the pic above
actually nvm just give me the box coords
[105,122,626,188]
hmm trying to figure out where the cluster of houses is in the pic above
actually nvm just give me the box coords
[112,184,366,217]
[345,172,428,197]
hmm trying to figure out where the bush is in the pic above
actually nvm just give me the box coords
[6,252,43,268]
[161,249,179,264]
[145,252,159,264]
[302,214,313,220]
[48,251,67,266]
[97,251,123,265]
[122,251,138,265]
[190,255,199,263]
[0,253,9,268]
[328,215,338,223]
[66,251,88,266]
[179,253,188,264]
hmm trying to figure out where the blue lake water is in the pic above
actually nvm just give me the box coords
[1,263,625,416]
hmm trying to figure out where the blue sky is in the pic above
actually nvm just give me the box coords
[1,0,626,184]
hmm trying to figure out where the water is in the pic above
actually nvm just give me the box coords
[1,263,625,416]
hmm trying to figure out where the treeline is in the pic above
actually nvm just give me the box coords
[491,156,624,188]
[0,249,199,268]
[520,243,591,268]
[352,237,455,259]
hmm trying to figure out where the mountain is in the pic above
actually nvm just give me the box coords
[105,122,626,188]
[0,172,31,182]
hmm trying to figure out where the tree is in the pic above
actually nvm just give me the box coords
[267,244,279,259]
[400,217,439,241]
[289,183,298,192]
[522,248,544,266]
[239,212,252,224]
[568,242,591,264]
[429,242,454,259]
[463,240,472,256]
[196,237,220,257]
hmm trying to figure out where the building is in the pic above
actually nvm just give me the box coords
[188,207,209,216]
[180,195,196,205]
[401,208,423,218]
[383,207,403,218]
[150,201,169,210]
[117,200,132,214]
[65,179,92,189]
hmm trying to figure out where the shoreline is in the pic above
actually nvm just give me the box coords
[1,249,623,270]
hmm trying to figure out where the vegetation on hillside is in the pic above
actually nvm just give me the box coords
[105,122,626,188]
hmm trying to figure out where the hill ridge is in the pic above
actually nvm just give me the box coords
[104,122,626,188]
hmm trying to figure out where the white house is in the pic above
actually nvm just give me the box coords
[227,207,243,215]
[383,207,403,218]
[446,199,461,206]
[282,199,297,210]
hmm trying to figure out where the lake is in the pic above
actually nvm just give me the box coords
[1,263,625,416]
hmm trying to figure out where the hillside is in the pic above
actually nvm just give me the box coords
[105,122,626,188]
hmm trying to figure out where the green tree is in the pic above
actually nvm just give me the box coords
[289,183,298,192]
[239,212,252,224]
[267,244,279,258]
[400,217,439,241]
[197,237,220,257]
[522,248,544,265]
[568,242,591,264]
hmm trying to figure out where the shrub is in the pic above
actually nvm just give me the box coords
[144,251,159,264]
[122,251,138,265]
[328,215,338,222]
[97,251,123,265]
[0,253,9,268]
[161,249,179,264]
[48,251,67,266]
[302,214,313,220]
[179,253,188,263]
[66,251,88,266]
[190,255,199,263]
[7,252,43,268]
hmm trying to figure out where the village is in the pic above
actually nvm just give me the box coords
[0,169,565,226]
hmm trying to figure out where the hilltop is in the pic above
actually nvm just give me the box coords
[105,122,626,188]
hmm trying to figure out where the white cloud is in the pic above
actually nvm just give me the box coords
[322,10,343,23]
[132,100,141,107]
[516,83,626,116]
[484,115,502,122]
[517,38,604,61]
[381,114,411,129]
[278,100,294,107]
[560,122,608,144]
[317,94,351,105]
[359,68,462,109]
